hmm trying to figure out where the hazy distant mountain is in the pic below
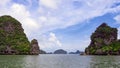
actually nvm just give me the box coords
[69,50,83,54]
[40,50,46,54]
[54,49,67,54]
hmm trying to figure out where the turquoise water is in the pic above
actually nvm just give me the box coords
[0,54,120,68]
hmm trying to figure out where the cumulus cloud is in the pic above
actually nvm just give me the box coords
[114,14,120,39]
[0,0,11,6]
[38,32,62,51]
[118,28,120,39]
[49,32,62,47]
[114,15,120,24]
[10,4,40,32]
[37,0,120,33]
[39,0,60,9]
[1,0,120,35]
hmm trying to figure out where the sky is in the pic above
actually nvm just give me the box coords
[0,0,120,52]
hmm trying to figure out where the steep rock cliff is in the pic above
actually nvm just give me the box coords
[30,39,40,55]
[85,23,120,55]
[0,15,40,55]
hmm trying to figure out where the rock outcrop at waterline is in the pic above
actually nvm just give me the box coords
[85,23,120,55]
[30,39,40,55]
[0,15,40,55]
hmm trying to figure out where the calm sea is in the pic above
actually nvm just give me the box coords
[0,54,120,68]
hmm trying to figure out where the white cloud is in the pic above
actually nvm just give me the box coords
[114,15,120,24]
[1,0,120,35]
[49,32,62,47]
[37,0,120,33]
[10,4,30,17]
[10,3,40,32]
[39,0,60,9]
[118,28,120,39]
[114,14,120,39]
[38,32,62,51]
[39,16,47,22]
[0,0,11,6]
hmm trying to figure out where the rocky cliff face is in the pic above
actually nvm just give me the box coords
[85,23,120,55]
[30,39,40,55]
[0,15,40,55]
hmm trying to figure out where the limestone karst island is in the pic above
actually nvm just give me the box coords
[85,23,120,55]
[0,15,41,55]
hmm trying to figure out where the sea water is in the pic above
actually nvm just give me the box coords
[0,54,120,68]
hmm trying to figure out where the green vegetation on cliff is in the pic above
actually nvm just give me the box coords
[0,15,30,54]
[85,23,120,55]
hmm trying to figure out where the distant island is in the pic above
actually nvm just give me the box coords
[0,15,41,55]
[69,50,83,54]
[85,23,120,55]
[54,49,67,54]
[40,50,46,54]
